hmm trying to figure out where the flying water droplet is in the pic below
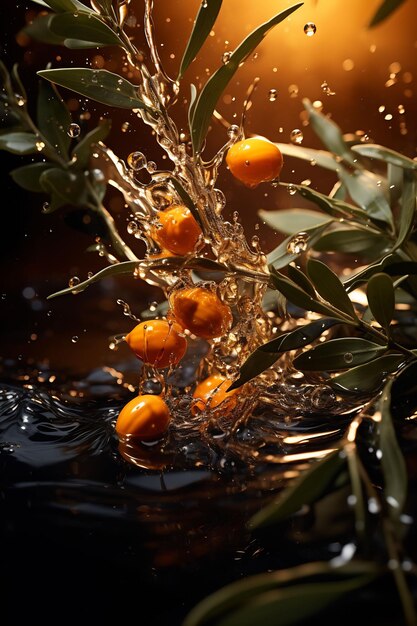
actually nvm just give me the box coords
[304,22,316,36]
[68,276,80,288]
[36,141,45,152]
[127,221,139,235]
[71,336,79,343]
[222,51,232,64]
[127,151,147,170]
[321,80,336,96]
[344,352,353,364]
[15,94,26,107]
[286,232,309,254]
[290,129,303,144]
[268,89,278,102]
[227,124,240,139]
[67,123,81,138]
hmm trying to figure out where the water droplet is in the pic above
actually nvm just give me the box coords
[214,188,226,212]
[67,123,81,138]
[35,141,45,152]
[286,232,309,254]
[68,276,80,288]
[227,124,240,139]
[344,352,353,364]
[15,93,26,107]
[147,160,157,173]
[398,104,405,114]
[304,22,316,36]
[287,184,297,196]
[42,202,50,213]
[121,121,130,132]
[149,301,158,312]
[71,335,79,343]
[127,151,147,170]
[91,168,105,182]
[127,220,139,235]
[321,81,336,96]
[222,51,232,64]
[87,271,93,279]
[268,89,278,102]
[290,128,303,145]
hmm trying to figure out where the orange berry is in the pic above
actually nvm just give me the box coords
[226,137,283,188]
[192,374,238,416]
[125,319,187,369]
[170,287,233,340]
[151,204,202,256]
[115,394,171,441]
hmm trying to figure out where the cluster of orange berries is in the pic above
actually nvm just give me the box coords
[115,137,283,444]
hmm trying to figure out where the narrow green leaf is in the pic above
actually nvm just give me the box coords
[368,0,407,27]
[287,264,316,298]
[37,79,71,158]
[191,3,303,153]
[11,64,27,103]
[178,0,223,80]
[36,0,92,12]
[313,229,389,254]
[269,269,337,317]
[352,143,417,170]
[71,119,111,169]
[259,208,331,235]
[330,354,405,394]
[391,360,417,419]
[49,12,121,47]
[267,222,331,270]
[276,142,339,172]
[40,167,90,208]
[168,176,204,229]
[378,379,408,518]
[367,273,395,331]
[24,14,66,45]
[293,338,387,372]
[303,98,357,166]
[394,169,416,250]
[342,253,401,292]
[387,162,403,206]
[144,255,228,274]
[0,132,38,154]
[188,83,198,133]
[10,163,54,192]
[339,168,393,226]
[230,318,343,390]
[37,68,154,111]
[47,261,139,299]
[307,259,357,319]
[89,0,116,19]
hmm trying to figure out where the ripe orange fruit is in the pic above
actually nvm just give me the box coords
[169,287,233,340]
[115,394,171,441]
[151,204,202,256]
[192,374,238,415]
[226,137,283,188]
[125,319,187,369]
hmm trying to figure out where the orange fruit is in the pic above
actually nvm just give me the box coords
[192,374,238,415]
[151,204,202,256]
[169,287,233,340]
[226,137,283,188]
[115,394,171,441]
[125,319,187,369]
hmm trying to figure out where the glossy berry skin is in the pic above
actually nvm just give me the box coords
[192,374,238,416]
[125,319,187,369]
[152,204,202,256]
[115,394,171,441]
[226,137,283,188]
[170,287,233,340]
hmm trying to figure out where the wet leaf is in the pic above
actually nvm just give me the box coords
[39,167,90,209]
[267,222,331,270]
[0,132,38,154]
[10,162,54,192]
[293,338,387,372]
[313,229,389,254]
[47,261,139,299]
[276,142,339,172]
[367,273,395,331]
[303,98,356,166]
[368,0,407,27]
[338,168,393,226]
[307,259,357,319]
[394,170,416,250]
[269,269,337,317]
[37,68,154,111]
[178,0,223,80]
[287,264,316,298]
[49,12,121,47]
[352,143,417,170]
[190,3,303,153]
[71,119,111,169]
[24,14,66,44]
[378,379,408,518]
[342,253,401,292]
[259,208,332,235]
[230,318,344,390]
[168,176,204,229]
[37,79,71,158]
[330,354,405,394]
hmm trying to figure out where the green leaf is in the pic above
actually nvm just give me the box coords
[330,354,405,394]
[89,0,116,19]
[37,79,71,158]
[270,269,337,317]
[11,64,27,103]
[47,260,139,299]
[352,143,417,170]
[313,228,389,254]
[378,379,408,518]
[178,0,223,80]
[368,0,407,27]
[49,12,121,47]
[293,338,387,372]
[307,259,357,319]
[188,83,198,132]
[303,98,357,167]
[10,163,54,192]
[190,3,303,153]
[71,119,111,169]
[259,208,332,235]
[37,68,154,111]
[342,253,400,292]
[276,142,339,172]
[287,264,316,298]
[168,176,204,230]
[183,561,379,626]
[394,169,416,250]
[267,222,331,270]
[40,167,90,209]
[367,273,395,331]
[230,318,343,390]
[24,14,66,45]
[36,0,92,12]
[144,255,228,274]
[338,168,393,226]
[0,132,38,154]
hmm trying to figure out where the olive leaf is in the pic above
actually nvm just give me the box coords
[10,163,55,192]
[391,360,417,419]
[24,14,67,45]
[342,253,402,292]
[37,68,154,112]
[307,259,358,319]
[276,142,339,172]
[188,84,198,132]
[34,0,92,12]
[330,354,405,394]
[71,119,111,169]
[352,143,417,170]
[338,168,393,226]
[259,208,332,236]
[0,132,38,154]
[37,79,71,158]
[39,167,91,210]
[368,0,407,27]
[366,273,395,332]
[287,264,316,298]
[313,229,389,254]
[394,170,416,250]
[168,176,204,230]
[267,222,331,270]
[47,261,139,299]
[230,317,344,390]
[178,0,223,80]
[190,2,303,153]
[48,12,121,47]
[294,338,388,372]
